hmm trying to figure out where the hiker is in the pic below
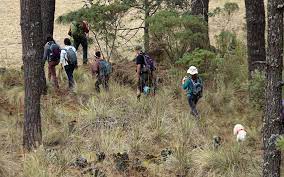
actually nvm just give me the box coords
[91,51,111,92]
[43,36,61,89]
[68,20,89,64]
[135,45,156,100]
[182,66,203,118]
[60,38,78,89]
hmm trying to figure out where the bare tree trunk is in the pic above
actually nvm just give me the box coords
[263,0,283,176]
[21,0,43,151]
[191,0,209,47]
[144,0,150,52]
[245,0,266,79]
[40,0,56,94]
[41,0,56,41]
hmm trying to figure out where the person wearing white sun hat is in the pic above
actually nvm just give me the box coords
[182,66,203,118]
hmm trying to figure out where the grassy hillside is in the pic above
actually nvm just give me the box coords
[0,46,267,176]
[1,0,282,177]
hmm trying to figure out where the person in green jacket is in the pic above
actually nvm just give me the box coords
[182,66,203,118]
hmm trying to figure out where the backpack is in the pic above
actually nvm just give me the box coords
[99,60,112,77]
[191,78,203,97]
[142,53,156,73]
[48,42,61,61]
[63,48,77,65]
[71,21,85,37]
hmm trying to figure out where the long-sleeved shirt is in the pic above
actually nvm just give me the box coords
[60,45,76,66]
[182,77,203,97]
[43,41,60,61]
[91,58,104,75]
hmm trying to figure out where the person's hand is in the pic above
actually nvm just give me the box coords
[182,76,187,85]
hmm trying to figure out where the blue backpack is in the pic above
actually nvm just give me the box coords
[99,60,112,77]
[191,78,203,97]
[62,48,77,65]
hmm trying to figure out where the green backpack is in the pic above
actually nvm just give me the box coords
[71,21,84,38]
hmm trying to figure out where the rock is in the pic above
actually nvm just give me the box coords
[0,67,6,74]
[83,166,106,177]
[68,120,77,133]
[213,136,221,149]
[161,148,173,161]
[132,158,147,172]
[113,152,129,172]
[96,152,106,162]
[70,156,88,168]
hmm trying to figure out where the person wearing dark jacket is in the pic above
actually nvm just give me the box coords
[135,45,150,100]
[43,36,60,89]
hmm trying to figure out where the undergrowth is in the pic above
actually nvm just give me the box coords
[0,51,266,176]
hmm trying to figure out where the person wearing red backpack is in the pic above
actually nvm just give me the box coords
[135,45,156,100]
[43,36,61,89]
[68,20,89,64]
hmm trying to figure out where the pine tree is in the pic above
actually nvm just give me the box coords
[245,0,266,78]
[191,0,209,47]
[263,0,283,176]
[20,0,43,151]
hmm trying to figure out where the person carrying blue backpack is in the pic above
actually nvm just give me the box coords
[91,51,112,92]
[182,66,203,118]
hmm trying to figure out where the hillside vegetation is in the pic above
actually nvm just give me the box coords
[2,0,283,177]
[0,40,269,176]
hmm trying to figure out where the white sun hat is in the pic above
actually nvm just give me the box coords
[187,66,198,75]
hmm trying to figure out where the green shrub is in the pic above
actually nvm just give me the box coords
[148,10,208,62]
[176,49,217,78]
[215,30,237,56]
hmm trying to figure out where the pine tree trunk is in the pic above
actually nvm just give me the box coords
[144,0,150,52]
[40,0,56,94]
[245,0,266,79]
[263,0,283,176]
[41,0,56,41]
[21,0,43,151]
[191,0,209,47]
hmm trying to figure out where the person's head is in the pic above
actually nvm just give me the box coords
[187,66,198,79]
[46,36,54,43]
[95,51,101,59]
[64,38,72,46]
[134,45,143,55]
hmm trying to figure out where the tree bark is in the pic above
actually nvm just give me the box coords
[191,0,209,47]
[263,0,283,176]
[144,0,150,52]
[245,0,266,79]
[41,0,56,41]
[21,0,43,151]
[191,0,209,23]
[40,0,56,94]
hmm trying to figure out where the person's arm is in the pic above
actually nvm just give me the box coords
[136,64,141,80]
[182,79,190,90]
[43,44,48,60]
[60,49,66,68]
[136,55,143,80]
[68,26,72,36]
